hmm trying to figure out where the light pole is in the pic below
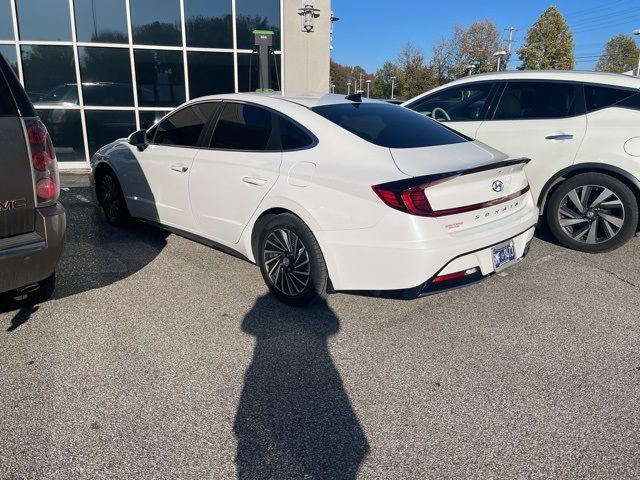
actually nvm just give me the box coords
[347,81,352,95]
[331,83,335,94]
[390,76,396,99]
[467,61,479,76]
[493,51,507,72]
[634,29,640,76]
[366,79,371,98]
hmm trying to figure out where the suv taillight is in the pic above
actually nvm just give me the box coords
[24,118,59,206]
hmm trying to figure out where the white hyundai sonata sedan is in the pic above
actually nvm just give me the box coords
[91,93,538,306]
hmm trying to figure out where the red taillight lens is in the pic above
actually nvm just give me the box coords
[35,177,57,200]
[27,122,48,145]
[433,268,479,284]
[372,183,434,216]
[371,185,403,210]
[32,150,55,171]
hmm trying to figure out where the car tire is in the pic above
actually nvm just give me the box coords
[23,272,56,304]
[257,213,328,307]
[546,173,639,253]
[96,169,130,226]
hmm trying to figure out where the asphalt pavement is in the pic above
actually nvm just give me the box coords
[1,186,639,479]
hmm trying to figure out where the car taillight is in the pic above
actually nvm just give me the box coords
[432,268,479,284]
[372,183,435,216]
[24,118,60,206]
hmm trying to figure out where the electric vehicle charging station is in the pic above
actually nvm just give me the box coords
[251,29,279,92]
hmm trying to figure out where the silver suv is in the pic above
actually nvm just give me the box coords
[0,53,65,303]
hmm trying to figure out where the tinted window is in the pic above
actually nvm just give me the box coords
[38,109,85,161]
[237,52,281,92]
[185,0,232,48]
[74,0,128,43]
[21,45,77,104]
[0,44,18,76]
[211,102,275,150]
[494,82,577,120]
[279,116,313,150]
[313,102,467,149]
[0,68,16,116]
[79,47,133,106]
[130,0,181,46]
[235,0,280,50]
[134,49,185,107]
[154,102,217,147]
[408,83,493,122]
[584,85,637,113]
[139,110,169,130]
[188,52,234,98]
[16,0,72,41]
[85,110,136,156]
[0,0,13,39]
[619,93,640,111]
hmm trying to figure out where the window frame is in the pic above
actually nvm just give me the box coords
[148,100,222,149]
[488,79,586,122]
[201,100,318,153]
[406,81,500,123]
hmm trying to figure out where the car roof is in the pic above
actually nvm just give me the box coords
[437,70,640,90]
[188,92,385,109]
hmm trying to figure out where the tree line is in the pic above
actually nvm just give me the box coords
[331,5,640,100]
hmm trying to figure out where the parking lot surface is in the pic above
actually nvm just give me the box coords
[1,186,640,479]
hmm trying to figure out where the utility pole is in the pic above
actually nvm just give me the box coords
[504,26,517,70]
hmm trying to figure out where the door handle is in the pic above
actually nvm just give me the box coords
[545,134,574,141]
[171,164,188,173]
[242,176,268,186]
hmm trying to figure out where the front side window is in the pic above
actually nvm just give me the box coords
[210,102,275,151]
[408,83,494,122]
[313,102,467,149]
[494,81,577,120]
[584,85,638,113]
[154,102,218,147]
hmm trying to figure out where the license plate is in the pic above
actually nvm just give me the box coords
[492,240,516,271]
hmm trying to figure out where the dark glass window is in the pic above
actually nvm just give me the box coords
[38,109,85,161]
[154,102,217,147]
[16,0,71,41]
[236,0,280,50]
[0,44,18,76]
[0,0,13,39]
[407,83,494,122]
[279,116,314,150]
[619,93,640,111]
[130,0,181,46]
[185,0,232,48]
[74,0,128,43]
[211,102,275,150]
[139,110,169,130]
[79,47,133,106]
[584,85,637,113]
[313,102,467,149]
[237,52,281,92]
[0,67,16,116]
[188,52,234,98]
[85,110,136,156]
[494,82,577,120]
[21,45,77,105]
[134,49,185,107]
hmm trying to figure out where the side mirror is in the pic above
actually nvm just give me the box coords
[128,129,148,151]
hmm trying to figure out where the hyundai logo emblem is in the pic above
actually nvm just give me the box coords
[492,180,505,192]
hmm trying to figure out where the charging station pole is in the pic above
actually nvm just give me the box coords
[252,30,274,92]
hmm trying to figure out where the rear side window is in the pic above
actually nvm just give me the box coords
[210,102,276,151]
[494,81,577,120]
[312,102,467,148]
[279,116,314,150]
[584,85,638,113]
[153,102,218,147]
[0,71,17,116]
[407,83,494,122]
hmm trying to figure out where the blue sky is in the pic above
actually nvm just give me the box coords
[331,0,640,72]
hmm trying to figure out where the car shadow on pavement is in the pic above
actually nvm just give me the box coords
[234,295,370,480]
[0,187,168,316]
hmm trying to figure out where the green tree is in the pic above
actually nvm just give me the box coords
[371,61,398,99]
[517,6,575,70]
[595,34,640,74]
[396,41,435,100]
[450,20,504,76]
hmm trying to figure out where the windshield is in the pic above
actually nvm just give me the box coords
[312,102,469,148]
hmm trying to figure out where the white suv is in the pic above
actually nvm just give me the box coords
[404,71,640,253]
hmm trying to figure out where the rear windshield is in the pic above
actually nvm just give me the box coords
[312,102,468,148]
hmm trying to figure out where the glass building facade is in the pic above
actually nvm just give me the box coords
[0,0,282,166]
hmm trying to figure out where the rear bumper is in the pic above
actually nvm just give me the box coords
[0,203,66,294]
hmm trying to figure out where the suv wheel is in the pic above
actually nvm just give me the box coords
[257,214,328,307]
[546,173,639,253]
[96,170,130,226]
